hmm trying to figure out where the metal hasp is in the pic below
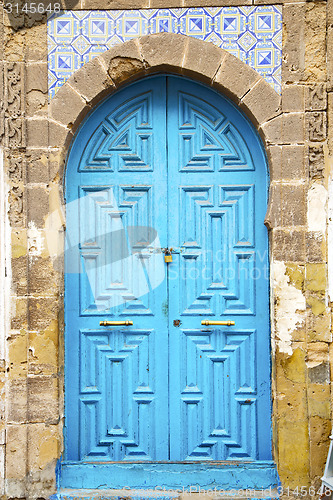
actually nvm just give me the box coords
[100,320,133,326]
[201,320,235,326]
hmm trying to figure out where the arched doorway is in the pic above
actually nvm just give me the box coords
[63,74,277,489]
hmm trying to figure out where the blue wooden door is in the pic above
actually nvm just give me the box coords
[64,75,271,480]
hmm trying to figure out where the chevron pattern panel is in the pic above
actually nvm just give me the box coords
[47,6,282,98]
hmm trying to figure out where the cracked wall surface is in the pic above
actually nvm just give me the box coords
[0,0,333,498]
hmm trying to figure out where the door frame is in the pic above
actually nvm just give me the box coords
[51,33,284,491]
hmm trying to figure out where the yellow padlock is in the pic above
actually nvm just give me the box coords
[164,250,173,263]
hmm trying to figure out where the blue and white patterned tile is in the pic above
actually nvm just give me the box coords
[48,6,282,99]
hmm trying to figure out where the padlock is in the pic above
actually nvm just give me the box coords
[164,249,173,263]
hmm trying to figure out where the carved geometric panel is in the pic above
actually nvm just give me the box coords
[179,185,255,316]
[79,92,153,171]
[176,328,257,460]
[79,185,156,315]
[79,328,156,460]
[178,93,254,172]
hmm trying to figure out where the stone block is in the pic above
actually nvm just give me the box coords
[278,345,307,384]
[182,36,226,83]
[327,27,333,91]
[25,23,48,62]
[27,376,58,423]
[28,297,59,331]
[7,378,27,423]
[29,329,59,376]
[27,423,60,474]
[11,255,28,296]
[49,83,87,128]
[308,363,330,385]
[7,333,27,379]
[25,61,48,116]
[26,62,48,94]
[265,183,282,229]
[282,184,306,226]
[139,33,188,72]
[261,113,304,145]
[282,85,305,113]
[67,57,114,103]
[10,297,28,330]
[27,186,49,228]
[304,2,326,83]
[277,420,310,487]
[281,145,305,180]
[305,263,327,292]
[48,120,73,151]
[213,52,260,102]
[6,424,27,480]
[101,38,142,68]
[283,113,305,144]
[267,146,282,181]
[26,118,49,148]
[307,310,331,342]
[28,257,60,295]
[26,150,49,184]
[26,90,48,118]
[100,38,145,86]
[308,382,330,418]
[276,382,307,421]
[241,79,281,126]
[306,293,326,317]
[309,416,330,478]
[11,229,27,260]
[272,229,305,261]
[281,3,305,83]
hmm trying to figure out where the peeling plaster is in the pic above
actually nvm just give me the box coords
[27,221,44,257]
[308,183,327,234]
[272,261,306,355]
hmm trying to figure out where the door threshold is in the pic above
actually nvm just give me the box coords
[59,460,279,491]
[53,487,280,500]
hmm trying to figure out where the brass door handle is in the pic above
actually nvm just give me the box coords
[201,320,235,326]
[100,321,133,326]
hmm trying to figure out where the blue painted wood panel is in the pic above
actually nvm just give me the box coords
[166,78,270,461]
[65,77,169,461]
[64,75,272,486]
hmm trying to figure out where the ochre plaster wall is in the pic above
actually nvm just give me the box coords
[0,0,332,498]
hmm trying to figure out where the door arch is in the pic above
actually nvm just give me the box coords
[63,74,277,489]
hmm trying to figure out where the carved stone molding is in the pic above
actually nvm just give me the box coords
[308,145,324,180]
[307,111,327,141]
[306,84,327,111]
[5,154,25,226]
[3,62,25,148]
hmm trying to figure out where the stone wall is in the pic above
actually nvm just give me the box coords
[0,0,332,498]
